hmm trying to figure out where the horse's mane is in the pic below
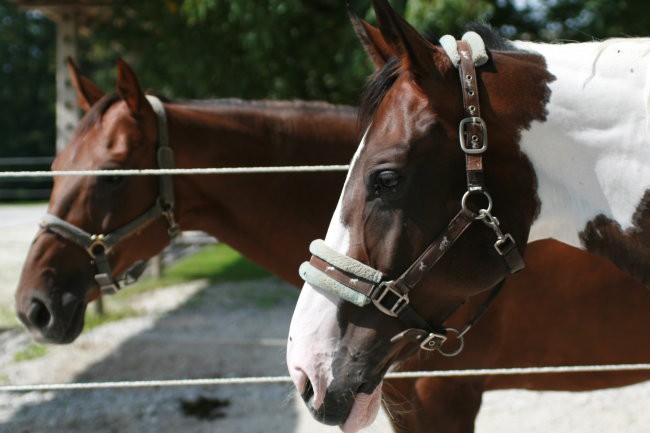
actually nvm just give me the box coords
[77,93,357,133]
[358,23,517,130]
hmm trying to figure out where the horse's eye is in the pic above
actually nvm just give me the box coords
[377,170,401,188]
[377,170,401,189]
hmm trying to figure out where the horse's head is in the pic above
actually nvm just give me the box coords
[15,59,175,343]
[288,1,553,431]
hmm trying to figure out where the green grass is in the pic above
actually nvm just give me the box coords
[166,243,271,282]
[13,343,47,362]
[84,308,138,330]
[113,243,271,300]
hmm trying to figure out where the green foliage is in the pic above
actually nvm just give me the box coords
[0,1,55,159]
[544,0,650,40]
[403,0,650,42]
[2,0,650,202]
[85,0,374,104]
[0,1,55,201]
[405,0,494,36]
[46,0,650,113]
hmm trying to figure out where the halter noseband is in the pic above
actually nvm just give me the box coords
[300,35,525,356]
[39,95,179,295]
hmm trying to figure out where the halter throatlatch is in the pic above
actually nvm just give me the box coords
[39,95,179,295]
[300,35,525,356]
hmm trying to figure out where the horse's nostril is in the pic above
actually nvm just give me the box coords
[27,299,51,329]
[302,377,315,404]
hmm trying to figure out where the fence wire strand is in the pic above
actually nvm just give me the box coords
[0,165,351,178]
[2,363,650,393]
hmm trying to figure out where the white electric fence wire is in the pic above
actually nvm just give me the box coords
[0,165,351,178]
[2,363,649,392]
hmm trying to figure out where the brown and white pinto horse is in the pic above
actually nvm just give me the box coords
[14,58,356,343]
[287,1,650,432]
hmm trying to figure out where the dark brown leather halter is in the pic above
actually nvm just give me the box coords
[301,40,525,356]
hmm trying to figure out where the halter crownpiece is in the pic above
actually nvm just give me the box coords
[439,31,489,68]
[299,36,524,356]
[39,95,178,295]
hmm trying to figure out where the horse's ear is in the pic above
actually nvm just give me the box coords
[371,0,438,76]
[116,58,149,116]
[66,57,104,112]
[348,9,394,69]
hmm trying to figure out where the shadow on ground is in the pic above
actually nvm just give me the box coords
[0,273,307,433]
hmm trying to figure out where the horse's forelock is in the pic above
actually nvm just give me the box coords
[76,93,122,135]
[358,56,401,132]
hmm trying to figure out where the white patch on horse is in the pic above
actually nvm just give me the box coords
[514,39,650,248]
[287,130,370,409]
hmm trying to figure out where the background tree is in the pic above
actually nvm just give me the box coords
[0,0,55,158]
[84,0,376,104]
[3,0,650,201]
[0,0,55,200]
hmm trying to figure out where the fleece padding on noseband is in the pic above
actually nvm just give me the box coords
[299,239,384,307]
[309,240,384,284]
[299,262,371,307]
[440,31,489,68]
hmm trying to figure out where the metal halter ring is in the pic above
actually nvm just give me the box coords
[86,234,110,258]
[438,327,465,357]
[461,189,493,218]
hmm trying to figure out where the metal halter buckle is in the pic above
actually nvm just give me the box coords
[459,117,488,154]
[371,281,409,317]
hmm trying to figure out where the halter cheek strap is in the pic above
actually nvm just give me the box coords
[39,95,179,295]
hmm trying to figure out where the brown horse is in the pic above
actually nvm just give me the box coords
[14,58,648,433]
[14,58,356,344]
[288,2,650,432]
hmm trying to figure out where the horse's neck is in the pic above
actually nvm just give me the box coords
[514,39,650,248]
[166,100,357,285]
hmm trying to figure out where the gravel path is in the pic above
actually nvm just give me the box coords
[0,204,648,433]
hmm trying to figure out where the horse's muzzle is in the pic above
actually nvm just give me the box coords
[17,291,86,344]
